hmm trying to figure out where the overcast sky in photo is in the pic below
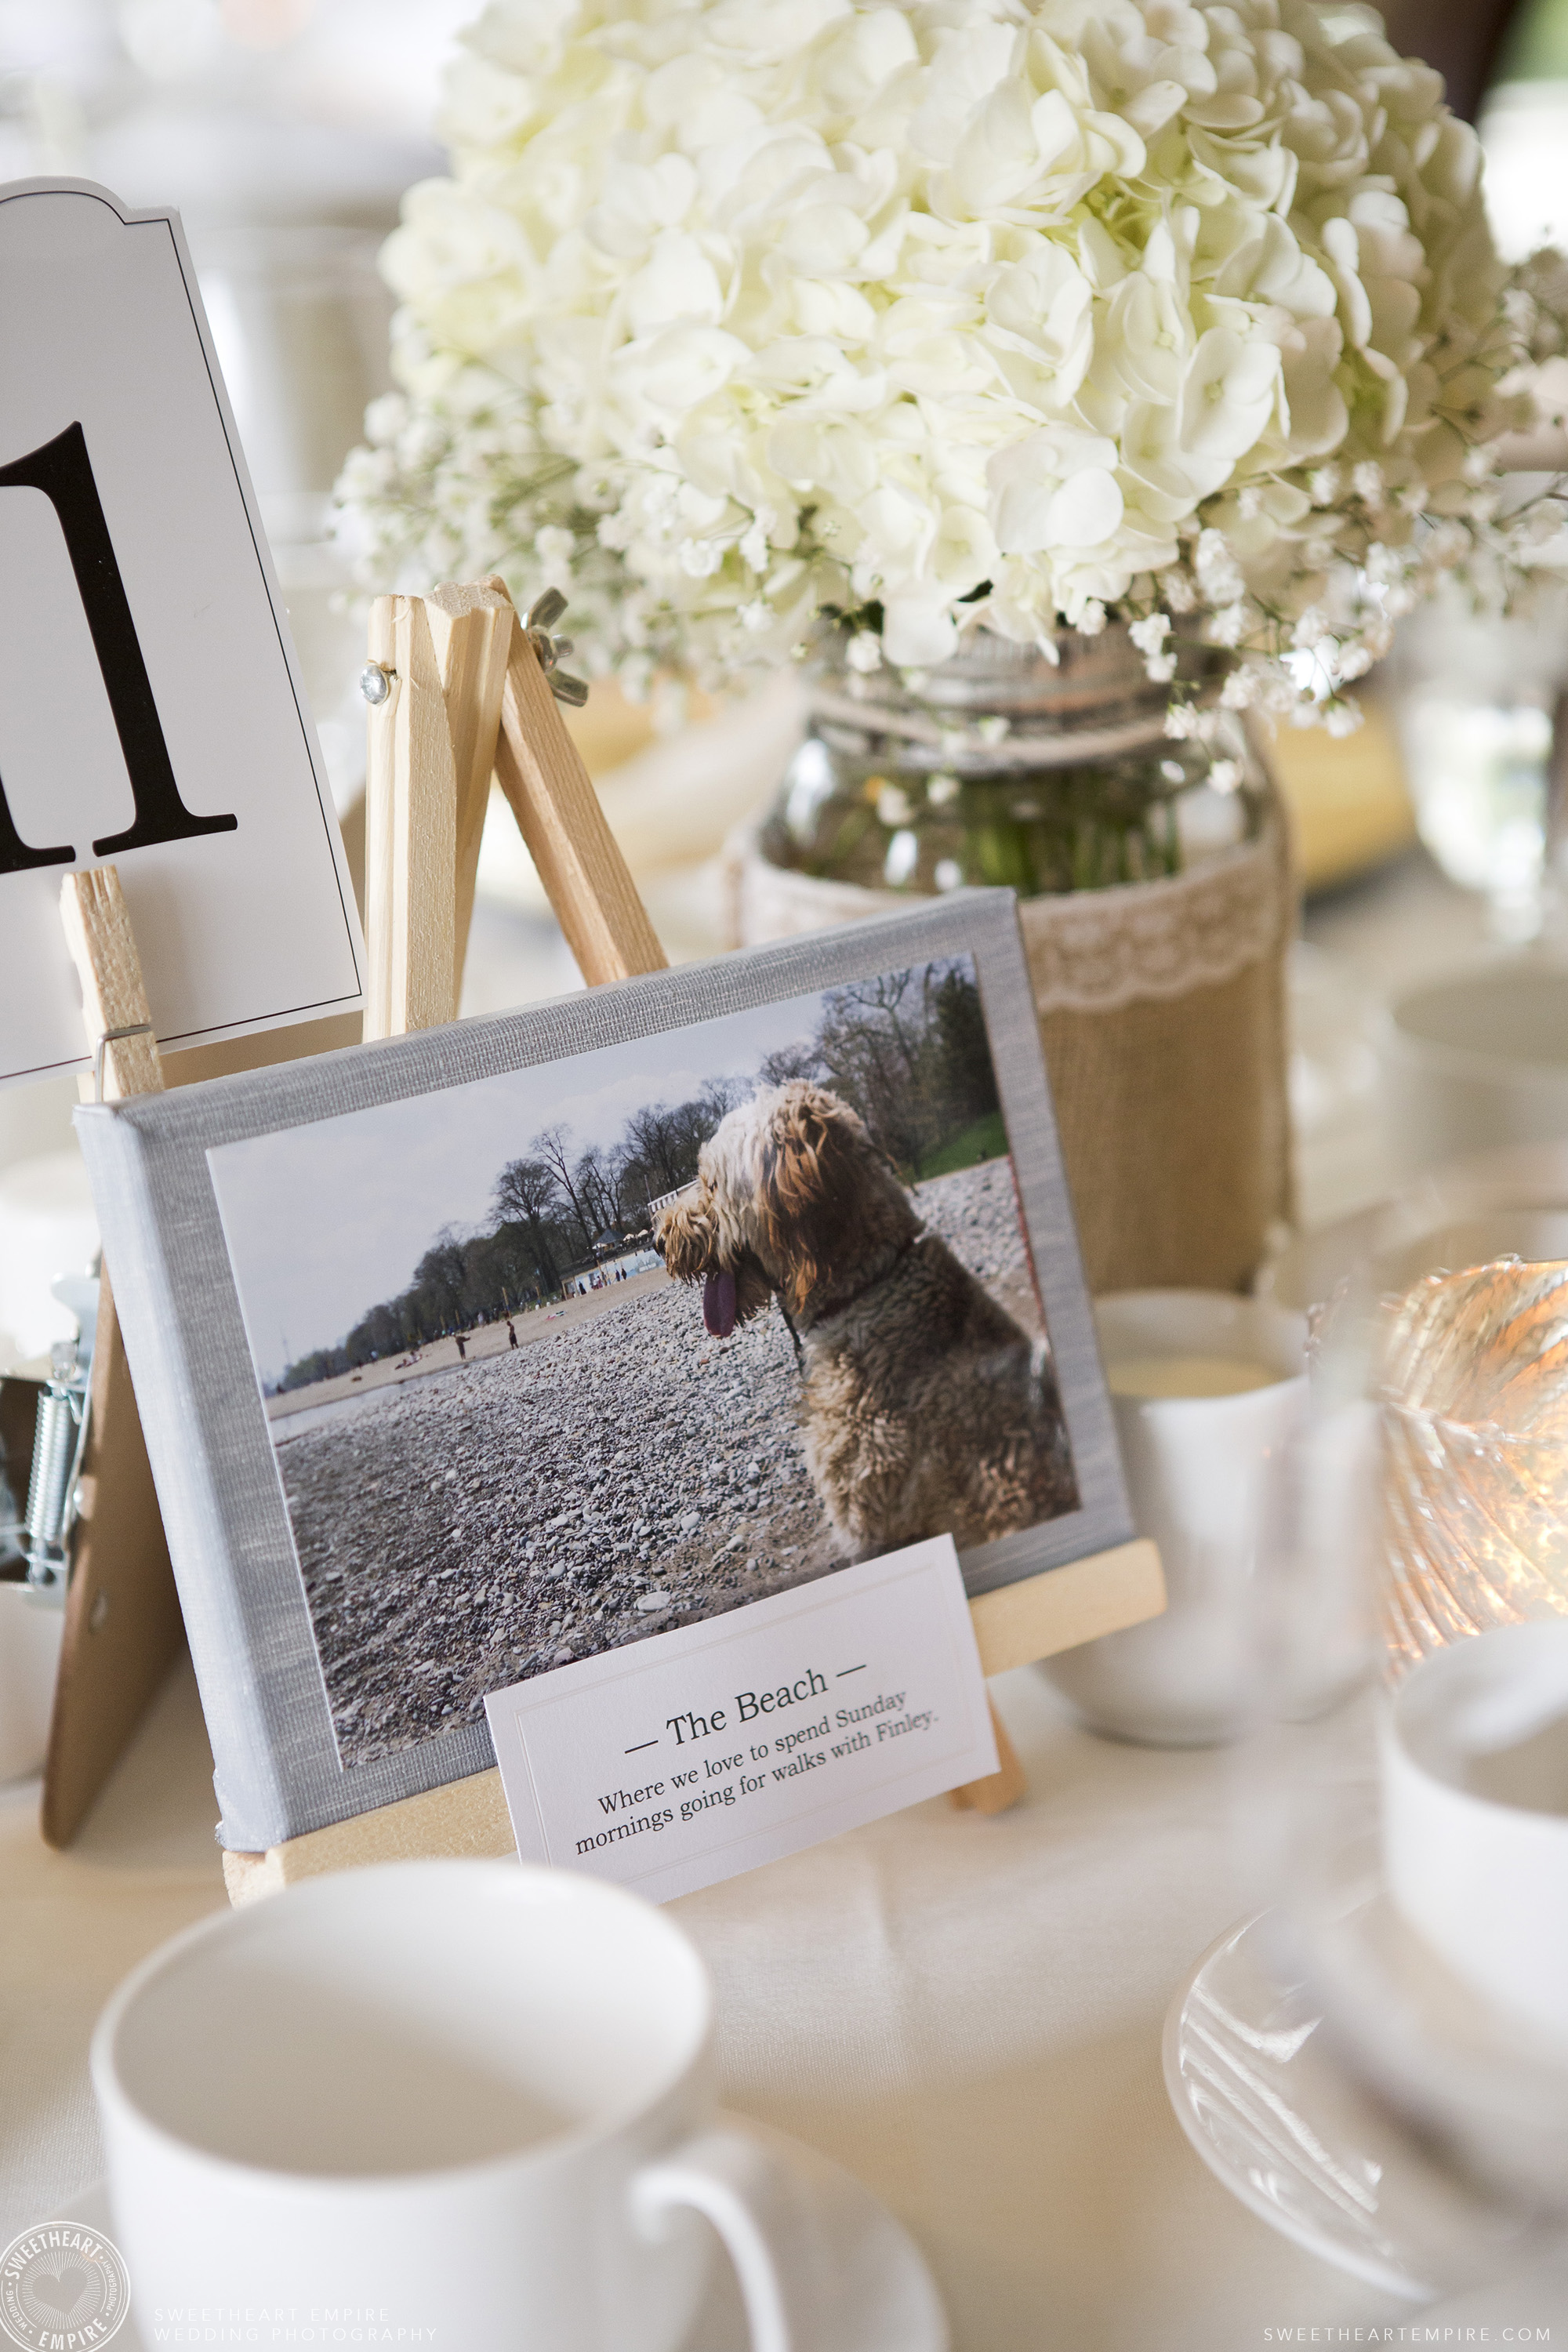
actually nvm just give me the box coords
[207,987,836,1389]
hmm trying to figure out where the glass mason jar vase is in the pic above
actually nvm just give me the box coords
[737,622,1292,1297]
[759,623,1265,900]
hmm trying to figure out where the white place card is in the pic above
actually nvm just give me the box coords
[485,1537,998,1903]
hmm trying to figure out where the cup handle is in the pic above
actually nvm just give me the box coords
[631,2124,822,2352]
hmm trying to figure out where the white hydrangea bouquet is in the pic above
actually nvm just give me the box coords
[337,0,1555,735]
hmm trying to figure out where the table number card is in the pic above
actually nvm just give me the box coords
[485,1538,999,1903]
[0,177,363,1088]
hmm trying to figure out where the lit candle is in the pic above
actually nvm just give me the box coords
[1381,1256,1568,1673]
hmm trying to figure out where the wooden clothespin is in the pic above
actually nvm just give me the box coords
[42,866,183,1845]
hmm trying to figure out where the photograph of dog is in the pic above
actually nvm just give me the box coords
[659,1082,1076,1557]
[209,954,1080,1767]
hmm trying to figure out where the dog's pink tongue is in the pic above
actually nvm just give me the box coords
[703,1269,737,1338]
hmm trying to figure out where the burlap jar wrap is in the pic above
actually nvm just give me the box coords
[728,805,1294,1295]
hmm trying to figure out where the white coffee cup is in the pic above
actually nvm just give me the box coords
[92,1860,812,2351]
[1040,1290,1308,1745]
[1382,1621,1568,2050]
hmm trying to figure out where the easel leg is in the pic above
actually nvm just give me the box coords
[41,1265,183,1845]
[43,868,181,1846]
[948,1697,1026,1816]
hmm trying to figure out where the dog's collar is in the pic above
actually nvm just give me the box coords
[776,1295,806,1371]
[797,1231,920,1332]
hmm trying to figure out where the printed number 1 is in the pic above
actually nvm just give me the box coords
[0,420,238,877]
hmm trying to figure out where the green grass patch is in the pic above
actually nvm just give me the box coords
[915,1110,1009,1181]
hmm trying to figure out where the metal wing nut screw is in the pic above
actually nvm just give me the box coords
[358,590,589,710]
[523,590,589,707]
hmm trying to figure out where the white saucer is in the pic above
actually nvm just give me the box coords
[55,2111,948,2352]
[1164,1909,1563,2301]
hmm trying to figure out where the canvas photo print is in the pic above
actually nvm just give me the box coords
[208,954,1080,1769]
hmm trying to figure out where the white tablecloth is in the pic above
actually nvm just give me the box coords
[5,679,1565,2343]
[0,1653,1477,2351]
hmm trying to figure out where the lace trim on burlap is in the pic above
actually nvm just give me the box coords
[1018,808,1287,1014]
[731,807,1288,1017]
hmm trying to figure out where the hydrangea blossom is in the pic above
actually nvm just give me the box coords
[336,0,1551,719]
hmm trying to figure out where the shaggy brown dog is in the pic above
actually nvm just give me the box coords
[657,1082,1078,1557]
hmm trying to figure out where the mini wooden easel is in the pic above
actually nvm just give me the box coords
[220,581,1164,1902]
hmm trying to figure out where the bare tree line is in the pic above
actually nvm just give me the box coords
[274,960,999,1392]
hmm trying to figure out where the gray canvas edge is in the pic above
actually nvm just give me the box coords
[75,890,1131,1849]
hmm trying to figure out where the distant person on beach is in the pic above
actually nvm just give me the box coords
[507,1319,517,1348]
[456,1333,467,1360]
